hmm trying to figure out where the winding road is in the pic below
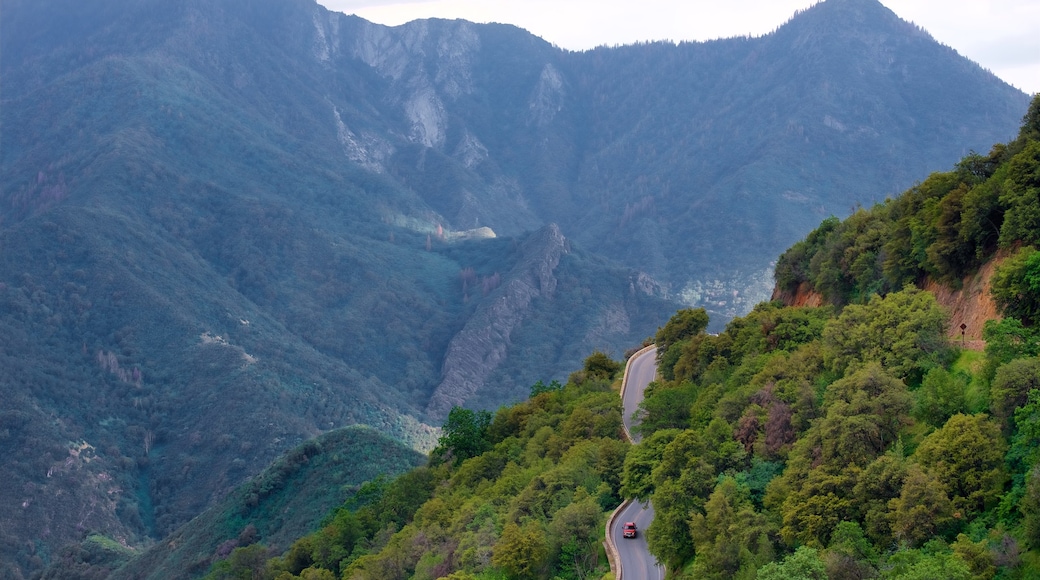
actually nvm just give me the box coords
[610,347,665,580]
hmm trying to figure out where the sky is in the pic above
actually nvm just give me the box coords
[316,0,1040,95]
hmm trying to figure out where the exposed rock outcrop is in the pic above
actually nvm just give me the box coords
[771,281,825,307]
[925,253,1006,350]
[426,224,568,418]
[771,256,1005,352]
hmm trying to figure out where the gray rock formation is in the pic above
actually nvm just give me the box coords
[426,224,568,418]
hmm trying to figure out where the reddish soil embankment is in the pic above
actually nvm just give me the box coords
[925,254,1007,351]
[772,255,1008,353]
[771,282,824,308]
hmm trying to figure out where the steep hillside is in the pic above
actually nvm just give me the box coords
[0,0,1032,575]
[35,426,425,580]
[182,356,630,580]
[774,95,1040,313]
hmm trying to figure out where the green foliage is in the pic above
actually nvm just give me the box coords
[999,143,1040,248]
[990,359,1040,430]
[435,407,495,465]
[203,544,271,580]
[915,414,1006,518]
[492,522,550,580]
[826,521,878,565]
[914,367,969,427]
[888,463,955,546]
[756,546,827,580]
[581,352,623,382]
[36,534,137,580]
[654,308,709,356]
[1008,390,1040,478]
[776,98,1040,304]
[106,427,425,580]
[822,285,952,383]
[880,541,972,580]
[633,381,697,434]
[990,246,1040,325]
[1022,468,1040,550]
[951,533,997,580]
[215,375,624,580]
[820,364,912,467]
[688,477,774,579]
[620,429,679,501]
[775,217,841,293]
[853,451,910,546]
[529,380,563,398]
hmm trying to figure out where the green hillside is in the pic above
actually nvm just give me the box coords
[183,355,629,580]
[36,426,425,580]
[775,94,1040,307]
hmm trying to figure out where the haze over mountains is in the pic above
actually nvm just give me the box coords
[0,0,1030,574]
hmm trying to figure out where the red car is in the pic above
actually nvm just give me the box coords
[622,522,637,538]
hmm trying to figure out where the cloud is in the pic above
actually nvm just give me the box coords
[317,0,1040,94]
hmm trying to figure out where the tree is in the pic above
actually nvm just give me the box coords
[309,509,363,574]
[951,534,997,580]
[581,351,621,381]
[881,542,972,580]
[655,308,709,355]
[434,407,493,465]
[822,286,951,383]
[990,358,1040,429]
[989,246,1040,325]
[1008,389,1040,479]
[620,429,679,501]
[998,142,1040,247]
[688,477,774,579]
[529,379,562,397]
[1022,467,1040,550]
[492,522,549,580]
[778,467,858,547]
[756,546,827,580]
[775,217,841,293]
[634,381,697,435]
[646,431,718,566]
[820,364,912,467]
[824,521,877,578]
[853,451,909,545]
[914,414,1006,517]
[888,464,954,547]
[913,367,967,427]
[204,544,271,580]
[547,490,602,580]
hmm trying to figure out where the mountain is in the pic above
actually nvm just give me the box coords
[37,426,426,580]
[0,0,1030,575]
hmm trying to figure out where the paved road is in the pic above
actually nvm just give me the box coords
[611,347,665,580]
[621,347,657,445]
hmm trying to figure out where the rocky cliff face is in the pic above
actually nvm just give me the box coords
[772,258,1004,351]
[426,224,568,418]
[771,281,825,307]
[924,254,1005,350]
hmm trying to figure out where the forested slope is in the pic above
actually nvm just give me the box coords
[35,426,426,580]
[628,94,1040,578]
[174,354,631,580]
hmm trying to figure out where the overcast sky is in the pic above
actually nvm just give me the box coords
[316,0,1039,95]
